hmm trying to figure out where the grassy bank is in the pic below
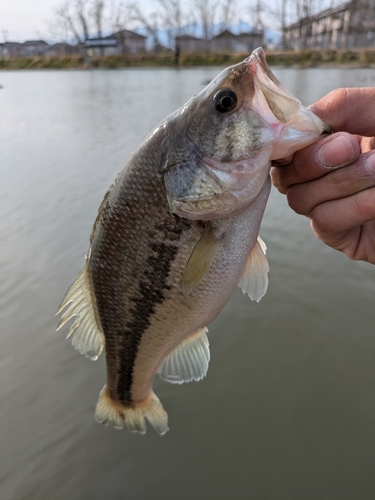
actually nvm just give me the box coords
[2,49,375,69]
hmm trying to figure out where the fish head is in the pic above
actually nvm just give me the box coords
[164,47,330,220]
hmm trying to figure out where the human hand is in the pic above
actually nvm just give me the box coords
[272,88,375,264]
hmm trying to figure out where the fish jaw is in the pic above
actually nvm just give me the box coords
[246,47,331,159]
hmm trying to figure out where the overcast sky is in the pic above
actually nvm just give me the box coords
[1,0,56,41]
[0,0,266,42]
[1,0,337,43]
[1,0,151,41]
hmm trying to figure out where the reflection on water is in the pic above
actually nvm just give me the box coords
[1,67,375,500]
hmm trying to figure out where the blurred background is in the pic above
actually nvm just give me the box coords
[1,1,375,499]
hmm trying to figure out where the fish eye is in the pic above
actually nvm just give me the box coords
[214,89,238,113]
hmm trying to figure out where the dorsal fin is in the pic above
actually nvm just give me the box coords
[238,236,269,302]
[158,327,210,384]
[56,265,105,360]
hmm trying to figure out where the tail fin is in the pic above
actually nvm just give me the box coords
[56,266,105,361]
[95,386,169,435]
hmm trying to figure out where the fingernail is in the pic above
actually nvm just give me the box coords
[316,135,356,168]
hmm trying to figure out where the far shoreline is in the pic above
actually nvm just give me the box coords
[1,49,375,70]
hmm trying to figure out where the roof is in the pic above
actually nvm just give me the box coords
[211,29,263,41]
[212,29,237,40]
[111,29,146,40]
[0,42,22,47]
[49,42,74,48]
[23,40,49,46]
[175,34,201,41]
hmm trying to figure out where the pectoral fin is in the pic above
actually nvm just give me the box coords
[158,327,210,384]
[238,236,269,302]
[182,225,220,296]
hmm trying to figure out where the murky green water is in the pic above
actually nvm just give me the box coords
[1,66,375,500]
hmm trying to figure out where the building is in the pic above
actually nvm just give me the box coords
[45,43,79,57]
[175,34,208,53]
[111,30,147,54]
[84,37,118,56]
[210,29,264,53]
[21,40,49,56]
[0,40,49,58]
[0,42,22,58]
[84,31,146,56]
[176,29,264,54]
[284,0,375,50]
[0,29,146,59]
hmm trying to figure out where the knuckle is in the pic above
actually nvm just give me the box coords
[355,191,375,216]
[271,168,288,194]
[334,171,354,193]
[310,205,330,233]
[287,187,310,215]
[329,87,349,103]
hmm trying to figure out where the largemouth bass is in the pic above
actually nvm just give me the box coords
[57,48,329,434]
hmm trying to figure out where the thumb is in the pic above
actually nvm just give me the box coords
[310,88,375,137]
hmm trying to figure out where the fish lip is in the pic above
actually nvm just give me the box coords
[245,47,296,102]
[245,47,276,84]
[245,47,265,67]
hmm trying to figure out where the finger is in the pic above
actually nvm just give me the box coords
[287,151,375,216]
[311,88,375,136]
[310,219,375,264]
[271,132,359,194]
[311,186,375,236]
[309,191,375,264]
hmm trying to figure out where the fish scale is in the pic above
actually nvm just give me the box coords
[56,48,330,434]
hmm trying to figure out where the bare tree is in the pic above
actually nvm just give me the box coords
[109,1,138,53]
[250,0,265,30]
[191,0,219,41]
[76,0,91,40]
[51,0,92,44]
[110,0,137,33]
[134,6,162,50]
[261,0,290,49]
[294,0,321,22]
[157,0,183,31]
[156,0,182,48]
[221,0,237,31]
[292,0,323,49]
[156,0,197,49]
[91,0,105,38]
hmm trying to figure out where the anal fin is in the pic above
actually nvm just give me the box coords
[56,265,105,360]
[158,327,210,384]
[238,236,269,302]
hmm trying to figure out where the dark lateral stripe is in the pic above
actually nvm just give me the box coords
[116,240,179,403]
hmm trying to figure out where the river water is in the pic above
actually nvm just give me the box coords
[1,65,375,500]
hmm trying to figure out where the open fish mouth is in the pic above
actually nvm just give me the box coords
[246,47,331,136]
